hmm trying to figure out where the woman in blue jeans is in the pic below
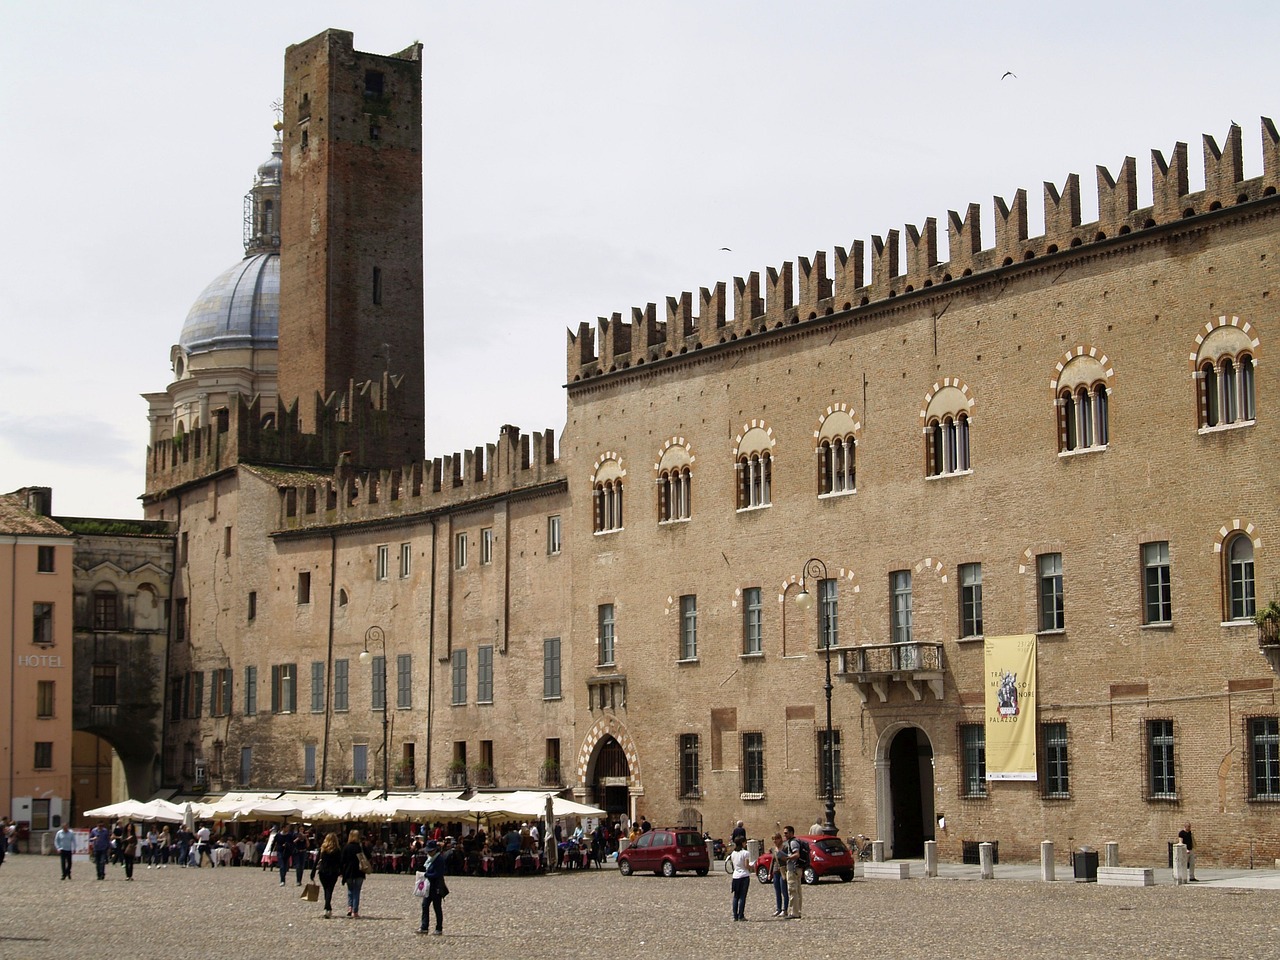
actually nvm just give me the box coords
[340,829,367,918]
[768,833,789,918]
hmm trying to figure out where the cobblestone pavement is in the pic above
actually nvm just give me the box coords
[1,855,1277,960]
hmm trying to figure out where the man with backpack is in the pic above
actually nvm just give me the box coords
[783,825,805,919]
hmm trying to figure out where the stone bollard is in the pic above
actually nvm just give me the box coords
[923,840,938,878]
[1104,841,1119,867]
[705,838,716,866]
[1173,843,1189,884]
[979,841,995,879]
[871,840,886,863]
[1041,840,1055,882]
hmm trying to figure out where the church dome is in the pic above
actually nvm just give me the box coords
[178,252,279,355]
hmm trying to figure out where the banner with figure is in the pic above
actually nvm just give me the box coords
[984,634,1037,781]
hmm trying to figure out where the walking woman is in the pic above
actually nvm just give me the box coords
[122,825,138,881]
[312,832,342,918]
[728,835,756,921]
[340,829,367,918]
[418,840,448,935]
[768,833,789,918]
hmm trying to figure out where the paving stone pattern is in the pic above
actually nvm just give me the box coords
[1,856,1276,960]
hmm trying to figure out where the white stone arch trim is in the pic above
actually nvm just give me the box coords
[871,721,938,857]
[919,377,975,432]
[813,405,861,449]
[590,451,626,485]
[914,556,949,585]
[654,438,694,475]
[1213,519,1261,554]
[733,420,776,458]
[1049,345,1115,397]
[777,565,859,604]
[575,715,642,788]
[1190,316,1260,372]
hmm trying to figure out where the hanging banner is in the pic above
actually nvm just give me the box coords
[984,634,1037,781]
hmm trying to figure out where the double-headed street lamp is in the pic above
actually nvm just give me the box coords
[793,558,838,837]
[359,625,390,799]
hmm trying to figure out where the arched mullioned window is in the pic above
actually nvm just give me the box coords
[1052,349,1113,454]
[591,456,625,533]
[1194,318,1258,429]
[816,407,859,496]
[1225,533,1256,622]
[921,379,974,478]
[735,422,775,510]
[656,441,694,523]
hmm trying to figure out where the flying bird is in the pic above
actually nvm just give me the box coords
[1001,71,1017,80]
[719,247,732,251]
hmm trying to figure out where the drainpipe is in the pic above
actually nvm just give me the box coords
[160,495,182,791]
[425,518,438,788]
[321,529,337,789]
[8,536,16,817]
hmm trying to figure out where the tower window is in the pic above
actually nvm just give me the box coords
[372,266,383,305]
[364,70,384,98]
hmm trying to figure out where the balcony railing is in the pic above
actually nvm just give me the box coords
[539,764,562,787]
[469,765,495,788]
[1259,618,1279,648]
[834,641,945,702]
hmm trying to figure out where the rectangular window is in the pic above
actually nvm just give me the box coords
[375,545,389,581]
[170,676,183,721]
[451,650,467,705]
[33,602,53,645]
[239,746,252,786]
[598,603,616,665]
[1038,553,1065,631]
[211,668,232,717]
[364,69,384,97]
[1042,721,1069,798]
[372,265,383,305]
[93,664,117,705]
[481,527,494,565]
[476,645,493,703]
[819,579,838,648]
[547,515,562,555]
[818,728,843,799]
[1148,719,1176,799]
[311,661,325,713]
[399,542,412,578]
[961,723,987,797]
[543,638,561,699]
[371,656,386,711]
[1249,717,1279,800]
[223,525,232,557]
[397,654,412,709]
[333,659,349,712]
[680,733,700,797]
[244,665,257,715]
[36,680,55,718]
[890,570,913,643]
[297,571,311,605]
[189,672,204,718]
[455,532,467,569]
[352,744,368,784]
[271,663,297,714]
[93,592,118,631]
[959,563,984,638]
[247,591,257,622]
[37,545,54,573]
[679,594,698,660]
[743,587,763,655]
[34,741,53,769]
[1142,541,1172,624]
[742,732,765,795]
[304,744,316,787]
[174,598,187,641]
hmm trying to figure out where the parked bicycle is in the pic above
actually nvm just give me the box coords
[850,834,873,861]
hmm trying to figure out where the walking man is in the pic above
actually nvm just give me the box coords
[55,823,76,879]
[783,825,803,919]
[1178,822,1198,881]
[89,822,111,880]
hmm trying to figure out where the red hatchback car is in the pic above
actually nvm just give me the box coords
[618,829,710,877]
[754,835,854,884]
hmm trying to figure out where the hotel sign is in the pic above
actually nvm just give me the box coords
[16,654,65,667]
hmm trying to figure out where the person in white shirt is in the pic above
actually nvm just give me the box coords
[728,835,757,921]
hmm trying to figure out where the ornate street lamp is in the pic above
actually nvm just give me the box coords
[793,558,838,837]
[359,625,390,799]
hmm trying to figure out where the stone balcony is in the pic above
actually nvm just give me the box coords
[833,641,945,702]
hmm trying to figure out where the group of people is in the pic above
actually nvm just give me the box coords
[727,821,806,922]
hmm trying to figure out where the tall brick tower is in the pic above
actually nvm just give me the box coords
[279,29,425,466]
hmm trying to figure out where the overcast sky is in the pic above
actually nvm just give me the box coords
[2,1,1276,518]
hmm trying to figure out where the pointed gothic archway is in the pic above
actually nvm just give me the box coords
[873,723,936,858]
[574,717,642,821]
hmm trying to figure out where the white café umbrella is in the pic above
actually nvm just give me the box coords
[83,799,151,820]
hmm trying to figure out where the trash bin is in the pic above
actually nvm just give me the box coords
[1073,848,1098,882]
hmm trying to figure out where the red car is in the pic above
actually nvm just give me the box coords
[618,828,710,877]
[754,835,854,884]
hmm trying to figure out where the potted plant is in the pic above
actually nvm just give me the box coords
[1256,599,1280,647]
[446,759,468,786]
[540,757,562,786]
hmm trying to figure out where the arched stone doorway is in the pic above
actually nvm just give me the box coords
[874,724,936,858]
[574,718,642,822]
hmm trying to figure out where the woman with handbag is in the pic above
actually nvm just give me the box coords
[313,833,342,918]
[340,829,369,918]
[417,840,448,935]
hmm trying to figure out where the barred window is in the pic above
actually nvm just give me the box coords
[960,723,987,798]
[1042,721,1069,798]
[1147,719,1176,800]
[1249,717,1280,800]
[742,732,765,795]
[680,734,700,798]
